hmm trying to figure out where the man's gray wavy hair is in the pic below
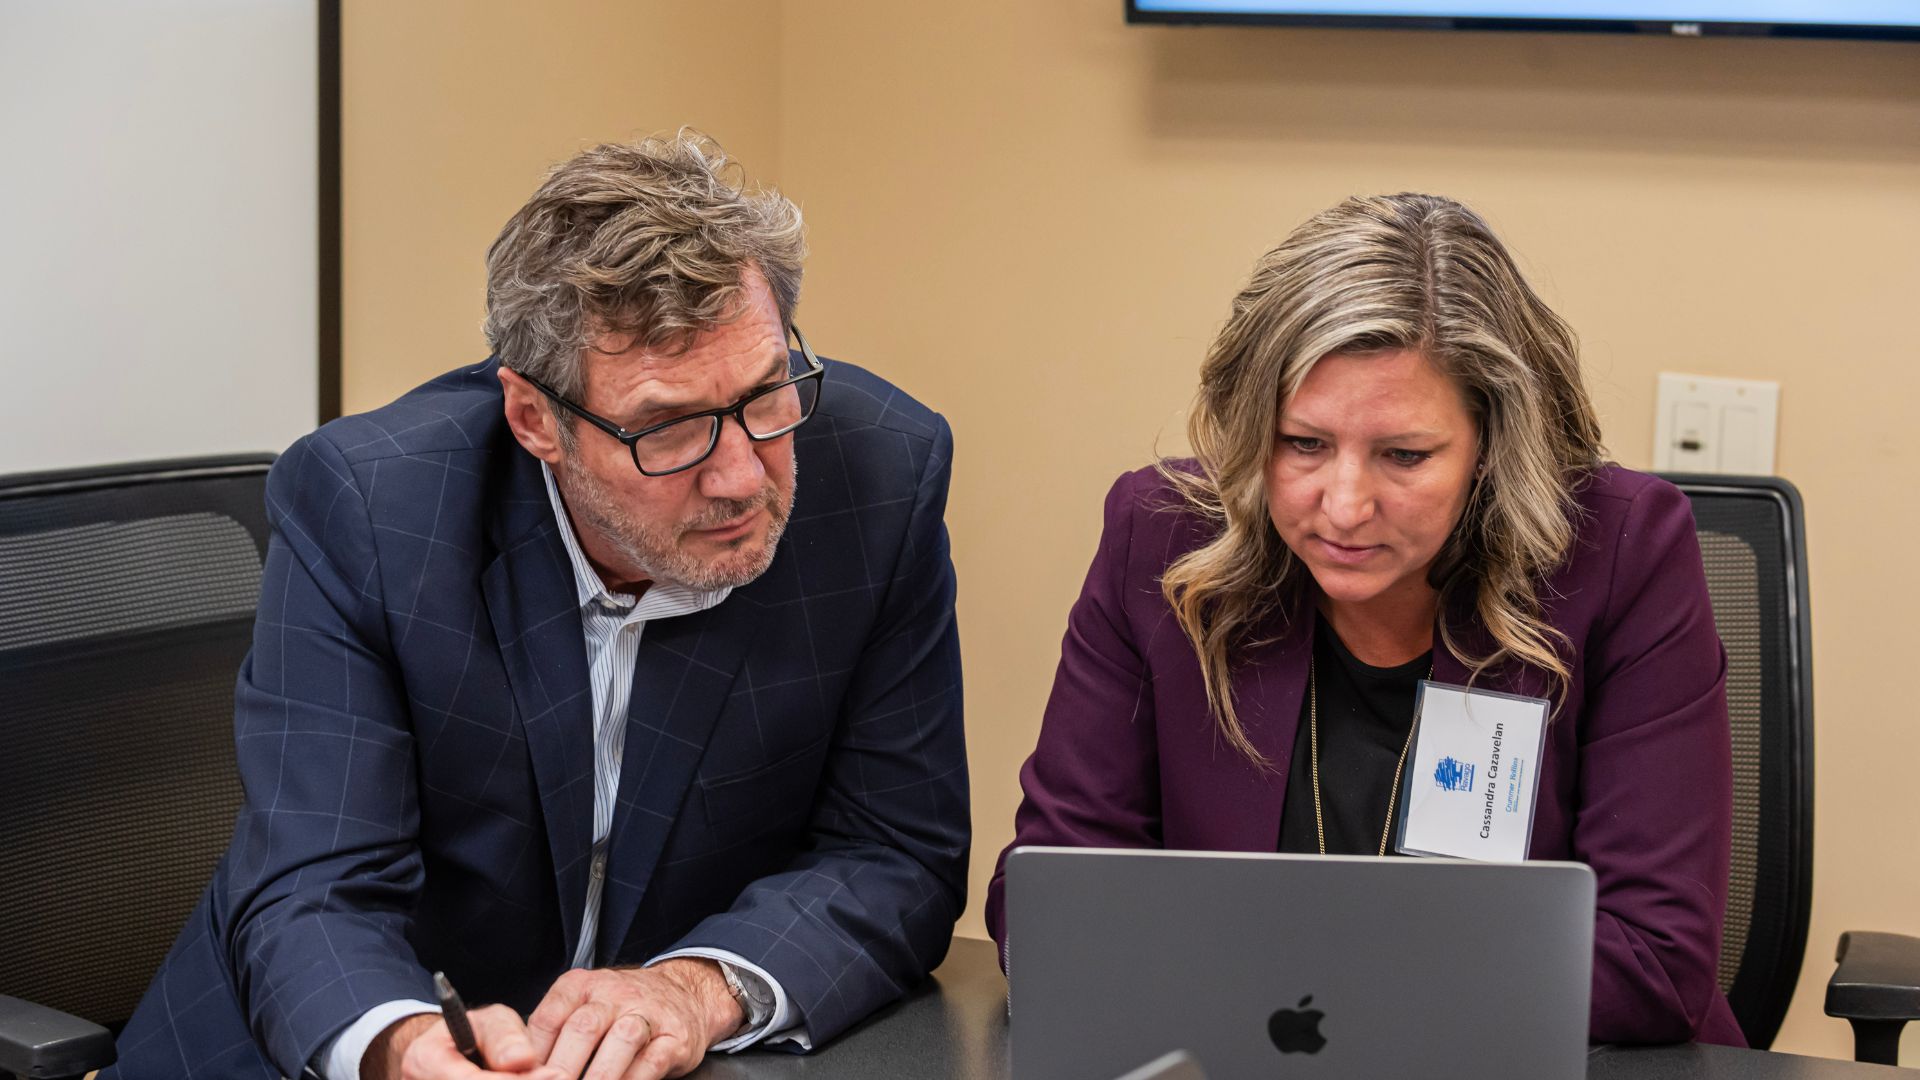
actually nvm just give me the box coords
[485,132,806,401]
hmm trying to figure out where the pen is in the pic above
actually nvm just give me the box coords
[432,971,486,1067]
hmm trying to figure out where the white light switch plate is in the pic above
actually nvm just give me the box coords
[1652,373,1779,474]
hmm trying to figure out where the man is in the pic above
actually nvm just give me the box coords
[107,135,968,1080]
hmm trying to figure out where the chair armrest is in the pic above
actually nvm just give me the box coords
[1826,930,1920,1021]
[0,995,115,1079]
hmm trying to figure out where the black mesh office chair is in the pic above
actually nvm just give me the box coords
[0,456,273,1080]
[1665,473,1920,1065]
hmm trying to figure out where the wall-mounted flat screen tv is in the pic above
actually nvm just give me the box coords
[1127,1,1920,40]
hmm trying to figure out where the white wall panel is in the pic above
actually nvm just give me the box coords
[0,0,318,473]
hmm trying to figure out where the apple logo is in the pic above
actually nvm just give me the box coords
[1268,995,1328,1055]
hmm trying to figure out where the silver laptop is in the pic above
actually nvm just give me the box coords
[1006,847,1596,1080]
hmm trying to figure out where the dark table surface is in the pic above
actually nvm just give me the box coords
[691,938,1909,1079]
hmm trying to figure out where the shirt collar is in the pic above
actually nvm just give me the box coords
[540,462,731,619]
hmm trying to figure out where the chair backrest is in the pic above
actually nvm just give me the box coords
[0,456,273,1030]
[1661,473,1814,1050]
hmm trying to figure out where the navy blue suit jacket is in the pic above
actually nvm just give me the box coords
[107,357,969,1078]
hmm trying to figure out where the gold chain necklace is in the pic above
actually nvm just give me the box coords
[1309,656,1434,857]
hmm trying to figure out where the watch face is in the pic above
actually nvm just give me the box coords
[723,962,776,1023]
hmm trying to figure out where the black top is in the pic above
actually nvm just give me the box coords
[1278,619,1432,856]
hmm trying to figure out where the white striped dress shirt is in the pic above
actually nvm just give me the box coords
[546,464,734,969]
[542,464,802,1050]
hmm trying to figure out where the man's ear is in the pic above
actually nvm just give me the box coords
[499,366,566,466]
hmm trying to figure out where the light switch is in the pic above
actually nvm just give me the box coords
[1652,373,1780,475]
[1720,406,1762,473]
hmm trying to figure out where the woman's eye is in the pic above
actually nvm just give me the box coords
[1387,448,1432,467]
[1282,436,1323,453]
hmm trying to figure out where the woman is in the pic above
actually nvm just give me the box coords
[985,193,1742,1045]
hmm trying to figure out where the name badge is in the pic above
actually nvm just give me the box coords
[1394,682,1548,862]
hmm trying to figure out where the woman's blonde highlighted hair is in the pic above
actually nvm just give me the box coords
[1160,193,1605,764]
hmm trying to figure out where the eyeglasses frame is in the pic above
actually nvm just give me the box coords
[520,324,827,478]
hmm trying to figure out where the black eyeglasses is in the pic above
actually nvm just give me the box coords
[523,325,826,477]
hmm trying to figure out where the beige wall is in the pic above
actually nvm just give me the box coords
[341,0,783,412]
[344,1,1920,1062]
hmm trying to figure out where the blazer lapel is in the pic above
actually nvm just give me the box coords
[481,452,596,965]
[1430,600,1555,700]
[1431,634,1474,689]
[1211,604,1316,851]
[595,591,768,961]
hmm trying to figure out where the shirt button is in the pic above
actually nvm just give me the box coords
[591,851,607,880]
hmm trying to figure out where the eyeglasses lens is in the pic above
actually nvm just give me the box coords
[630,366,819,474]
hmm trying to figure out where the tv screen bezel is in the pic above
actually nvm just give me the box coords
[1124,1,1920,41]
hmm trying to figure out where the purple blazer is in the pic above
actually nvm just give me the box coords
[986,462,1743,1046]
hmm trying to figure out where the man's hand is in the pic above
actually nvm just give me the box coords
[527,959,745,1080]
[365,1008,564,1080]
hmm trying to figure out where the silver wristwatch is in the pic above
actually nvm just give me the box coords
[719,960,777,1034]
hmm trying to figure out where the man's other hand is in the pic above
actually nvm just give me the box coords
[527,959,745,1079]
[367,1007,563,1080]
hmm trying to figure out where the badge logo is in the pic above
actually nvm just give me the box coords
[1433,756,1476,792]
[1268,995,1328,1055]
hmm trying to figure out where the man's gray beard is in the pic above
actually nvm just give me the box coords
[559,450,796,592]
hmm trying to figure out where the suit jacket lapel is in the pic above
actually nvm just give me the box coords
[596,591,767,961]
[481,450,596,965]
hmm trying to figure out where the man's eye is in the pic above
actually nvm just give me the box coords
[1387,449,1432,466]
